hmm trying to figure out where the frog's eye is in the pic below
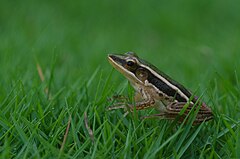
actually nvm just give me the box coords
[136,68,148,81]
[125,59,137,71]
[126,60,135,67]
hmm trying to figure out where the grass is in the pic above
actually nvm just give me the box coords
[0,0,240,158]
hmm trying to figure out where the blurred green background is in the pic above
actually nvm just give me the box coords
[1,0,239,87]
[0,0,240,158]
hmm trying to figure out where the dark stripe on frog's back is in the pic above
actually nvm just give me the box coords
[138,58,192,100]
[147,71,187,102]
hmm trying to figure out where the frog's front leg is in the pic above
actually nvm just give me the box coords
[107,97,155,111]
[131,89,156,110]
[107,94,129,110]
[107,91,155,111]
[129,98,155,111]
